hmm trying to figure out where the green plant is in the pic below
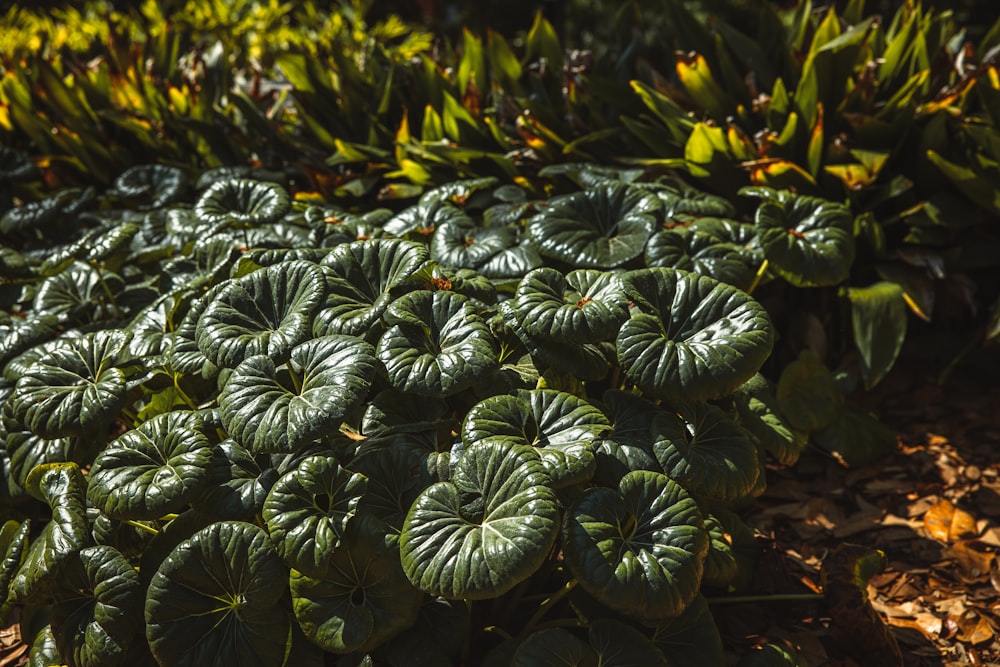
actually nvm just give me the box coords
[0,168,895,665]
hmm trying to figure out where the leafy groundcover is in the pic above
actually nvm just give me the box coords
[0,165,891,665]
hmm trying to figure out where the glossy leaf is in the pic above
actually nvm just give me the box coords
[263,454,367,577]
[652,402,760,504]
[400,440,560,599]
[87,410,214,521]
[13,463,91,603]
[9,330,128,439]
[290,515,422,654]
[645,227,755,291]
[51,545,143,667]
[196,259,326,368]
[145,521,291,667]
[377,290,498,397]
[513,268,628,343]
[194,178,290,227]
[617,268,774,404]
[461,389,609,488]
[219,335,376,452]
[528,183,659,268]
[563,470,708,621]
[746,190,854,287]
[315,239,428,337]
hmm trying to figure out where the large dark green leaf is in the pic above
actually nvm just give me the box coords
[617,268,774,403]
[513,268,628,343]
[290,515,422,654]
[813,402,897,467]
[145,521,291,667]
[592,390,664,486]
[461,389,610,488]
[528,184,659,268]
[431,217,516,269]
[263,454,367,577]
[87,410,214,521]
[383,199,467,238]
[51,545,143,667]
[376,290,498,397]
[399,440,560,599]
[350,447,428,533]
[113,164,187,209]
[314,239,428,337]
[9,330,129,439]
[746,190,854,287]
[13,463,91,603]
[652,402,760,503]
[194,178,290,227]
[33,262,124,324]
[193,440,278,520]
[563,470,708,622]
[219,335,376,452]
[644,226,755,291]
[587,619,671,666]
[196,259,326,368]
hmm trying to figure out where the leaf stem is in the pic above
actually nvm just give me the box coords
[519,579,578,637]
[173,374,200,410]
[285,361,302,394]
[123,519,159,536]
[747,258,769,295]
[705,592,823,604]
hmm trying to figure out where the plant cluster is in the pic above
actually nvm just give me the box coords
[0,160,899,664]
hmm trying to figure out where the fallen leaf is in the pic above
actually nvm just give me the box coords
[923,499,978,543]
[957,613,995,645]
[942,541,995,582]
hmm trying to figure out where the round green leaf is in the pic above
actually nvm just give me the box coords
[461,389,609,488]
[113,164,187,209]
[9,330,128,439]
[197,259,326,368]
[51,545,143,667]
[315,239,428,337]
[652,402,760,504]
[563,470,707,621]
[588,619,670,666]
[513,268,629,343]
[263,455,367,577]
[616,268,774,404]
[219,335,376,452]
[528,183,659,268]
[752,194,854,287]
[656,188,736,218]
[431,216,516,269]
[193,440,278,520]
[87,410,214,521]
[400,440,560,599]
[645,226,755,291]
[592,390,663,486]
[194,178,290,227]
[145,521,291,667]
[290,515,422,654]
[377,290,498,397]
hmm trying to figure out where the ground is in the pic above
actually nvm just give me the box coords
[725,340,1000,666]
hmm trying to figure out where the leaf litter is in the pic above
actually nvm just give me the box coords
[719,348,1000,666]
